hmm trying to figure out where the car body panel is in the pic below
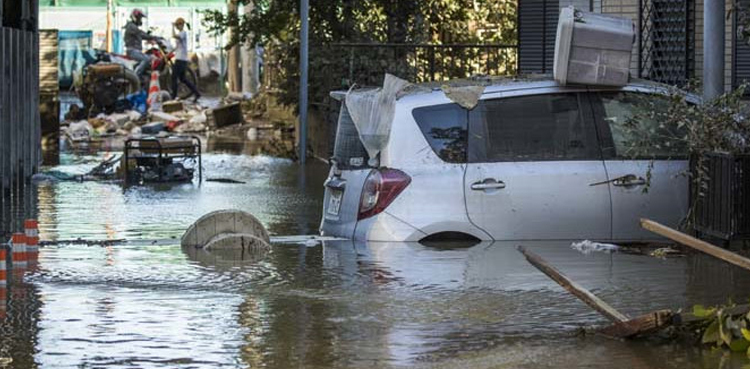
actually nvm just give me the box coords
[320,168,372,239]
[320,77,692,242]
[464,161,612,240]
[604,160,688,240]
[353,211,426,241]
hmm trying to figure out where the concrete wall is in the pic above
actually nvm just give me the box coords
[560,0,602,11]
[600,0,641,76]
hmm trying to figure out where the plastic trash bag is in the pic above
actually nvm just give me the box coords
[345,74,410,165]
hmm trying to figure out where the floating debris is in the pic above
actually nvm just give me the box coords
[571,240,620,255]
[649,247,684,258]
[206,178,246,184]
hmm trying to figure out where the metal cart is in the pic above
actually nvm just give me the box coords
[124,135,202,184]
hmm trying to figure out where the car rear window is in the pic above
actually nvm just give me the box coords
[412,103,468,163]
[468,93,600,162]
[333,102,370,169]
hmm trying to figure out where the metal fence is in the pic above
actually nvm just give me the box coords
[638,0,695,86]
[323,43,518,86]
[1,26,41,236]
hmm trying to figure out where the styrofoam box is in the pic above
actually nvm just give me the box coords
[553,6,634,86]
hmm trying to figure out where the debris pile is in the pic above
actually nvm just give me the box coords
[62,99,210,144]
[61,90,299,159]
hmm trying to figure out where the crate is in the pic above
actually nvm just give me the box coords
[693,152,750,240]
[211,103,244,128]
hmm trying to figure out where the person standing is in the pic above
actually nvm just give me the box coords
[171,18,201,102]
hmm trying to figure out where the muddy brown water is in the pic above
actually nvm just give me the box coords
[1,138,750,368]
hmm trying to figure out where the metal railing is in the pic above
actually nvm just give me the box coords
[638,0,695,86]
[320,43,518,87]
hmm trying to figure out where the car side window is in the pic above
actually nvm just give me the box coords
[468,93,600,162]
[597,92,688,159]
[412,103,468,163]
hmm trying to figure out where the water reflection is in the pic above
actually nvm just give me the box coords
[223,239,745,368]
[4,143,750,367]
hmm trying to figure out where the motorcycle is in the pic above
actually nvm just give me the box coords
[140,36,200,100]
[76,36,199,116]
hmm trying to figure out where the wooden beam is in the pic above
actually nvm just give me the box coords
[640,218,750,272]
[598,310,674,338]
[517,246,629,323]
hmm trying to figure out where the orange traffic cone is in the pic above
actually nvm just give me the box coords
[147,69,162,111]
[11,233,26,280]
[24,220,39,267]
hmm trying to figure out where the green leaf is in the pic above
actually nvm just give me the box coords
[720,315,733,346]
[703,320,721,344]
[730,339,750,352]
[742,328,750,341]
[693,305,717,318]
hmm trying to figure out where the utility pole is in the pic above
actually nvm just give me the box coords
[299,0,309,164]
[106,0,113,52]
[704,0,725,101]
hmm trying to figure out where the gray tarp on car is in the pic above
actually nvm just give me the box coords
[345,74,410,164]
[344,74,487,164]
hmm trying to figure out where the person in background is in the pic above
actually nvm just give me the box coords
[171,17,201,102]
[124,9,156,79]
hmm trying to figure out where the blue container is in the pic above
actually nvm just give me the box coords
[127,91,148,114]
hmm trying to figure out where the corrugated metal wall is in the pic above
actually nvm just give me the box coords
[0,25,42,235]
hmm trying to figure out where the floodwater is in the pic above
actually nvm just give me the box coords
[2,139,750,368]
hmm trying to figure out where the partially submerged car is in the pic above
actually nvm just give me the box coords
[320,75,692,242]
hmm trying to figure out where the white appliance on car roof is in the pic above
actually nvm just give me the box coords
[554,6,635,86]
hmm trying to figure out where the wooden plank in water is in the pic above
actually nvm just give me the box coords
[640,218,750,272]
[598,310,674,338]
[517,246,629,323]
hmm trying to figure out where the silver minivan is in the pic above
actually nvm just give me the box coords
[320,77,690,242]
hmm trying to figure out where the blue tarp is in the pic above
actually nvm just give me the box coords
[112,30,124,54]
[59,30,96,88]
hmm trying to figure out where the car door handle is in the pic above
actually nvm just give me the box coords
[471,180,506,190]
[612,175,647,187]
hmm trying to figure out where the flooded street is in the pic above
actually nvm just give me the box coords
[2,142,750,368]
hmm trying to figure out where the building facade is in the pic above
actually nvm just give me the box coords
[39,1,226,53]
[519,0,746,91]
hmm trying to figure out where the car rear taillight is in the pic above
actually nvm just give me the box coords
[358,168,411,220]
